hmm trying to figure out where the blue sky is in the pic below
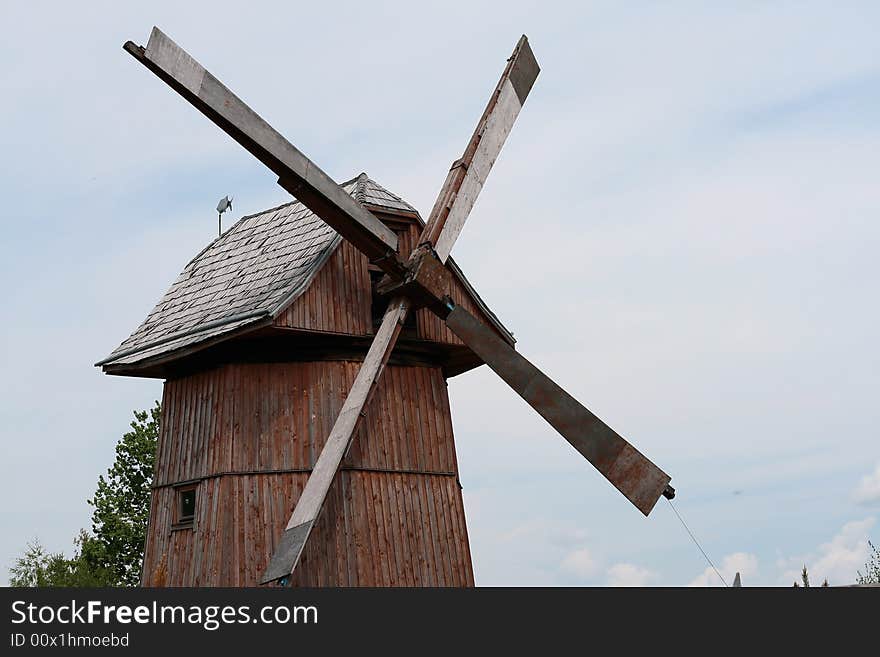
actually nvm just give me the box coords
[2,1,880,586]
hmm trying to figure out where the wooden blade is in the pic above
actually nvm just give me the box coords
[261,297,410,584]
[443,303,672,516]
[419,35,540,263]
[124,27,406,279]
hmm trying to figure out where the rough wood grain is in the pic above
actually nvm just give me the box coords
[421,36,539,263]
[444,303,671,516]
[124,27,405,278]
[261,297,410,582]
[143,361,472,586]
[261,35,539,583]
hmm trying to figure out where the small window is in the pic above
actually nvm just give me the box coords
[369,269,389,330]
[370,268,417,335]
[173,484,197,529]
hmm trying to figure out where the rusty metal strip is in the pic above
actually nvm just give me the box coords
[444,303,672,516]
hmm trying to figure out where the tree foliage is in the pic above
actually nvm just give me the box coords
[856,541,880,585]
[89,404,160,585]
[9,532,114,587]
[792,565,828,587]
[792,540,880,586]
[9,403,159,587]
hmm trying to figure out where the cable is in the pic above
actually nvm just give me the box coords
[666,497,728,587]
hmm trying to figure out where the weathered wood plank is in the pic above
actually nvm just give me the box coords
[444,303,672,516]
[135,31,538,587]
[420,36,540,263]
[124,27,406,278]
[260,298,411,583]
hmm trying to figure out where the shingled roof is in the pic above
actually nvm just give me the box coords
[98,174,509,370]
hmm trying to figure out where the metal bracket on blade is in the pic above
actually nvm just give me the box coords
[375,244,455,318]
[369,250,408,281]
[260,520,314,585]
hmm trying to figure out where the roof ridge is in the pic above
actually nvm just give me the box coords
[353,172,368,205]
[357,174,418,214]
[181,174,398,273]
[338,172,368,187]
[98,173,477,372]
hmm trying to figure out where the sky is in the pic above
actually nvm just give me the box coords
[2,0,879,587]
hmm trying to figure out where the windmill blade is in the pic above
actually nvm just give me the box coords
[420,35,539,263]
[124,27,406,279]
[264,36,540,585]
[443,303,672,516]
[261,297,410,584]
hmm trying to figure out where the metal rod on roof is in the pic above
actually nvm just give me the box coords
[217,195,233,237]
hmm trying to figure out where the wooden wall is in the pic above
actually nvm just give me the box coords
[272,239,372,336]
[273,217,498,348]
[145,471,471,587]
[142,361,474,587]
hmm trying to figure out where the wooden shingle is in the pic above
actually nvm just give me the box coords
[97,175,510,372]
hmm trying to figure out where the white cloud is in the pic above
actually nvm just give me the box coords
[4,1,880,588]
[560,549,599,580]
[606,563,658,587]
[780,518,875,586]
[690,552,758,587]
[854,464,880,505]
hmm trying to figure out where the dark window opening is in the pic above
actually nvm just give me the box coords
[173,485,197,530]
[370,269,417,336]
[369,269,388,329]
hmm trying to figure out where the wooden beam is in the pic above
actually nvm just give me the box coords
[124,27,406,279]
[261,297,411,584]
[381,255,674,515]
[419,36,540,263]
[375,245,455,317]
[262,35,540,584]
[443,303,672,516]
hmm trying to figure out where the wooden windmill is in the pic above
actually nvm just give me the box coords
[98,27,674,587]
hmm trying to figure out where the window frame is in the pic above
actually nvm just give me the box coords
[172,483,197,531]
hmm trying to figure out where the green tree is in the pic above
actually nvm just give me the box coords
[856,541,879,585]
[10,533,115,587]
[9,540,59,587]
[9,403,159,587]
[792,565,828,587]
[88,403,160,585]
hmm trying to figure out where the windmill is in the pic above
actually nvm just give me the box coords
[101,27,674,587]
